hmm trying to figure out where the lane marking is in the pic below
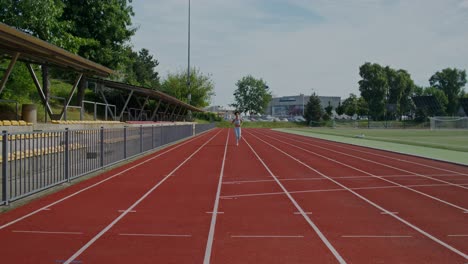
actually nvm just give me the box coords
[56,260,82,264]
[42,208,51,211]
[294,212,312,215]
[203,129,230,264]
[119,233,192,237]
[118,210,136,213]
[231,235,304,238]
[206,212,224,214]
[13,230,82,235]
[63,130,222,264]
[381,212,399,215]
[0,130,215,231]
[243,135,347,264]
[270,131,468,185]
[257,131,468,212]
[220,183,468,199]
[271,130,468,176]
[247,130,468,260]
[342,235,412,238]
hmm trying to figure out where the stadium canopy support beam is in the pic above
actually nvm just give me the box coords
[0,52,20,96]
[118,90,134,120]
[151,99,162,121]
[163,103,171,121]
[137,96,150,121]
[26,63,54,119]
[97,84,116,120]
[58,73,83,120]
[176,106,184,121]
[170,105,179,121]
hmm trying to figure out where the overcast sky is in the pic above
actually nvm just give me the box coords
[130,0,468,107]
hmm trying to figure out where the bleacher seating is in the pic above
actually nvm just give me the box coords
[51,120,122,125]
[0,120,33,126]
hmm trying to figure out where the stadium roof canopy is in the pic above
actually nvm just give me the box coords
[88,78,203,122]
[0,22,113,77]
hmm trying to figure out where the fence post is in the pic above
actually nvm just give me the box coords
[100,127,104,167]
[140,125,143,153]
[2,131,9,205]
[123,126,127,159]
[64,128,70,182]
[152,125,154,149]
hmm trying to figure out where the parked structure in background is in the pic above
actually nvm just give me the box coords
[266,95,341,117]
[204,105,235,120]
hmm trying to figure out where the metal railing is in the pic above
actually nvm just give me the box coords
[0,124,215,205]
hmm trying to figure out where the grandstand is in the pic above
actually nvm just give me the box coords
[411,95,444,116]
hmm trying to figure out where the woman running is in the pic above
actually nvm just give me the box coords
[231,111,243,146]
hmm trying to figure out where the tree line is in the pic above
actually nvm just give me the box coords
[0,0,214,110]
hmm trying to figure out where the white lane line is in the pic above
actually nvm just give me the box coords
[63,130,222,264]
[342,235,412,238]
[294,212,312,215]
[13,230,82,235]
[42,208,51,211]
[220,183,466,199]
[247,131,468,260]
[271,130,468,179]
[231,235,304,238]
[203,129,230,264]
[272,130,468,176]
[0,130,213,231]
[243,136,347,264]
[119,233,192,237]
[206,212,224,214]
[118,210,136,213]
[448,235,468,237]
[258,132,468,212]
[381,212,399,215]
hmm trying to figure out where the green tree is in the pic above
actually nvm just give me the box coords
[341,93,358,116]
[60,0,136,69]
[429,68,467,115]
[161,67,215,108]
[386,67,415,118]
[358,62,388,120]
[357,96,369,117]
[304,93,322,126]
[124,48,160,89]
[335,101,344,115]
[231,75,272,115]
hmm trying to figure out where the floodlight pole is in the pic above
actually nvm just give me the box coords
[187,0,191,105]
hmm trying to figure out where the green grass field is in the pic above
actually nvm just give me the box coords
[285,128,468,152]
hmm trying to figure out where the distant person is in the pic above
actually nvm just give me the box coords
[231,111,243,146]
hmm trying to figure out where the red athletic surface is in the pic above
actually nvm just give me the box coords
[0,128,467,263]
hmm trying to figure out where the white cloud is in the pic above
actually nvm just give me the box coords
[130,0,468,106]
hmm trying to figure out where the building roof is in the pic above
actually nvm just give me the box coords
[0,23,113,77]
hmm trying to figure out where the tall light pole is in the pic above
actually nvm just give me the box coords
[187,0,191,105]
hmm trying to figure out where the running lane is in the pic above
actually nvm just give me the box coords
[62,129,228,263]
[0,129,219,263]
[209,129,344,263]
[244,129,467,263]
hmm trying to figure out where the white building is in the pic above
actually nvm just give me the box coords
[266,95,341,117]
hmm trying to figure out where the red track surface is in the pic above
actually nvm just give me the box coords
[0,128,467,263]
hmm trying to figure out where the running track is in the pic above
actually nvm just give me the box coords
[0,128,467,263]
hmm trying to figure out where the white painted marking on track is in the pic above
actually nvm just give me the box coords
[0,130,211,231]
[63,130,222,264]
[119,233,192,237]
[231,235,304,238]
[13,230,82,235]
[203,130,230,264]
[257,132,468,212]
[243,136,347,264]
[294,212,312,215]
[341,235,412,238]
[247,130,468,260]
[42,208,51,211]
[206,212,224,214]
[381,212,399,215]
[118,210,136,213]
